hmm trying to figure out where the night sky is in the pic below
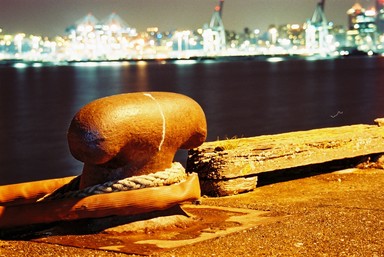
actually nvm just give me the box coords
[0,0,377,37]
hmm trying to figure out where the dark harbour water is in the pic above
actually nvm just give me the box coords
[1,57,384,185]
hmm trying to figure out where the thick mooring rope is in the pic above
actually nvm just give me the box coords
[40,162,187,201]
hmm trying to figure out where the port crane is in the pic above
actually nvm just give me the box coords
[305,0,332,55]
[203,0,226,54]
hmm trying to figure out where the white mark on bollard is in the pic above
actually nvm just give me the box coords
[143,93,166,151]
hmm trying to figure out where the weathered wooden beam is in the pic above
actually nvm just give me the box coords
[187,120,384,196]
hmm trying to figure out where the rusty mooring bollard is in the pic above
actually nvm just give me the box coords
[0,92,206,230]
[67,92,207,189]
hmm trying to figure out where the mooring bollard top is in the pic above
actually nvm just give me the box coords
[67,92,207,188]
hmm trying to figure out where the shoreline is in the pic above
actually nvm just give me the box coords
[0,50,378,67]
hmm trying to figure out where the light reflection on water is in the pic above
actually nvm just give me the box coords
[0,57,384,184]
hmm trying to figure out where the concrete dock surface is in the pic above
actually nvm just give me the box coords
[1,167,383,256]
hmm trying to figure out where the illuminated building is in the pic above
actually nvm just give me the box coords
[278,24,305,47]
[376,0,384,34]
[65,13,137,60]
[346,3,377,51]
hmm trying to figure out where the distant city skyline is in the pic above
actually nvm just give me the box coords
[0,0,377,37]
